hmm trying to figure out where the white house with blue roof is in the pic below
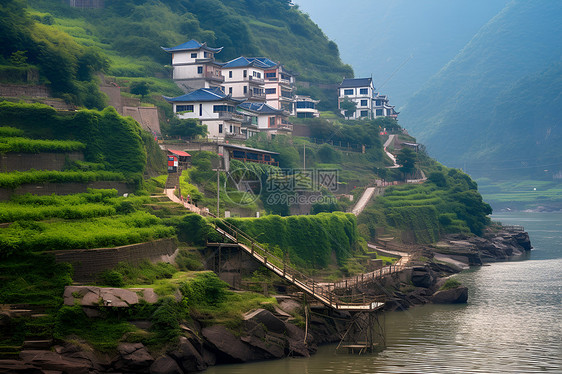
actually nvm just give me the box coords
[338,78,398,120]
[221,57,268,103]
[161,40,225,93]
[164,87,245,140]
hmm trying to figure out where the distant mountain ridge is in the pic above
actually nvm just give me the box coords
[399,0,562,180]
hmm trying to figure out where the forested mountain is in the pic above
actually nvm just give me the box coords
[399,0,562,181]
[24,0,352,86]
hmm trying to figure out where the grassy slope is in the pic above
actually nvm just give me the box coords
[27,0,353,88]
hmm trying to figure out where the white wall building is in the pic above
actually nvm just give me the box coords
[161,40,225,93]
[337,77,398,120]
[221,57,267,102]
[164,87,245,141]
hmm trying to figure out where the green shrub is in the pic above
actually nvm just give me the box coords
[0,126,24,137]
[99,270,125,287]
[181,272,229,307]
[440,277,462,290]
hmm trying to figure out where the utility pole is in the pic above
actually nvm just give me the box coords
[303,142,306,170]
[214,157,222,218]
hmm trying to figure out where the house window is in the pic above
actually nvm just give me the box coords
[229,71,232,78]
[213,105,234,112]
[343,89,353,95]
[360,88,368,95]
[229,125,233,133]
[376,109,383,116]
[197,66,203,74]
[228,87,232,94]
[243,86,248,94]
[375,100,381,106]
[360,100,368,107]
[204,52,210,58]
[360,110,369,117]
[243,70,247,78]
[191,53,197,58]
[296,101,315,109]
[218,124,223,133]
[253,71,261,78]
[265,88,276,94]
[269,117,275,127]
[265,72,276,78]
[176,105,194,112]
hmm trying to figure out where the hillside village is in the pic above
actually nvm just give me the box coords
[162,39,398,140]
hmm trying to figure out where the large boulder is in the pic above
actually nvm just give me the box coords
[411,266,434,288]
[243,309,286,334]
[201,325,255,363]
[240,334,285,359]
[149,356,183,374]
[112,343,154,373]
[19,350,95,374]
[168,337,207,372]
[0,359,43,374]
[431,287,468,304]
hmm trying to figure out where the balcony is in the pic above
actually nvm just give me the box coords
[217,111,244,121]
[244,91,266,100]
[248,76,264,84]
[225,132,247,140]
[204,72,225,82]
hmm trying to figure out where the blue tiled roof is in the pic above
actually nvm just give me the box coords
[238,102,285,115]
[164,87,242,103]
[222,57,271,69]
[339,78,374,89]
[247,57,278,68]
[161,39,223,53]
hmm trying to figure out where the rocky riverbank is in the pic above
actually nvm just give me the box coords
[0,297,346,374]
[0,229,532,373]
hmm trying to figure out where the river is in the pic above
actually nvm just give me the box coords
[206,212,562,373]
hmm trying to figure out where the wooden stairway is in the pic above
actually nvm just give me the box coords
[212,218,384,312]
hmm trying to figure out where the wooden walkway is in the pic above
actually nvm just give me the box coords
[212,219,385,312]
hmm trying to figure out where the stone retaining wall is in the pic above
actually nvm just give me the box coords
[0,181,135,201]
[53,238,178,282]
[0,84,49,98]
[0,152,84,173]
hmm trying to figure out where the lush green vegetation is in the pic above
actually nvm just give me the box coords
[26,0,352,85]
[225,212,359,269]
[0,170,127,189]
[0,189,177,258]
[0,210,175,256]
[359,163,492,244]
[0,102,160,181]
[1,0,108,107]
[0,136,85,153]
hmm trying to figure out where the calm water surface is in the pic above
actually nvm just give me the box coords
[207,212,562,373]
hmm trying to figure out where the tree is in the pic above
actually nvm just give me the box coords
[167,117,207,139]
[396,148,417,179]
[339,97,357,119]
[130,81,150,99]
